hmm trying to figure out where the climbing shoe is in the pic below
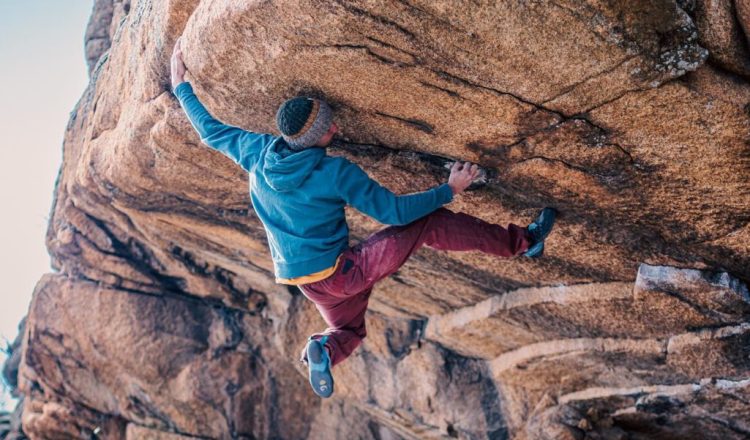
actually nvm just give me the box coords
[523,207,557,258]
[306,336,334,398]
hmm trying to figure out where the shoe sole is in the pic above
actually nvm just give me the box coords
[307,340,334,398]
[523,241,545,258]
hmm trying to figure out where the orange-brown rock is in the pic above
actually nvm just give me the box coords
[3,0,750,439]
[689,0,750,77]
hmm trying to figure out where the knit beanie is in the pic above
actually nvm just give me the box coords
[276,97,333,149]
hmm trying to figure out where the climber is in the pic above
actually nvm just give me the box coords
[170,38,556,398]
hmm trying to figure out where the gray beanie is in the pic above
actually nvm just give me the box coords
[276,97,333,149]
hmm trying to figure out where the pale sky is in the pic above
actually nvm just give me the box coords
[0,0,92,410]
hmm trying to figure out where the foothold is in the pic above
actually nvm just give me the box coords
[577,418,592,431]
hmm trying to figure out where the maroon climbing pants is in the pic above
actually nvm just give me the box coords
[298,208,530,367]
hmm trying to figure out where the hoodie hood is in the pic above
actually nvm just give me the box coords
[262,138,326,192]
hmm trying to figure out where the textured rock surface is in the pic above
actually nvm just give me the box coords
[4,0,750,439]
[689,0,750,77]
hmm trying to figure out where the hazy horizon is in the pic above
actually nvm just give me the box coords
[0,0,93,411]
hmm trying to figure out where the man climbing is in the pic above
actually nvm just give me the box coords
[170,39,556,398]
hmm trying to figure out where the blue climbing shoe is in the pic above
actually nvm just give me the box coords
[306,336,334,398]
[523,208,557,258]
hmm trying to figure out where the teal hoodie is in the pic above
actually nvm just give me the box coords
[174,82,454,279]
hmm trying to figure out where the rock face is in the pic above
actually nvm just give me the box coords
[4,0,750,439]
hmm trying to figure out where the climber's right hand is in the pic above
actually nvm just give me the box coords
[170,37,187,90]
[448,161,480,195]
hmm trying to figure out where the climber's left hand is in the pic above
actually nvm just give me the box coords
[170,37,187,90]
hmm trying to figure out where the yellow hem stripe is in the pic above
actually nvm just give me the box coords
[276,254,343,285]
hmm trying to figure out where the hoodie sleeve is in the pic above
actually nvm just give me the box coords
[335,158,454,226]
[174,82,272,171]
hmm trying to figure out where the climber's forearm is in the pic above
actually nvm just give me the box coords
[174,82,252,162]
[169,37,261,168]
[175,82,231,139]
[173,82,273,171]
[170,35,246,154]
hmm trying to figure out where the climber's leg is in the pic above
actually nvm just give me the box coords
[298,208,529,367]
[329,207,531,296]
[298,285,371,367]
[304,208,530,299]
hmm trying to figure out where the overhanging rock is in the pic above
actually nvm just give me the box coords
[5,0,750,438]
